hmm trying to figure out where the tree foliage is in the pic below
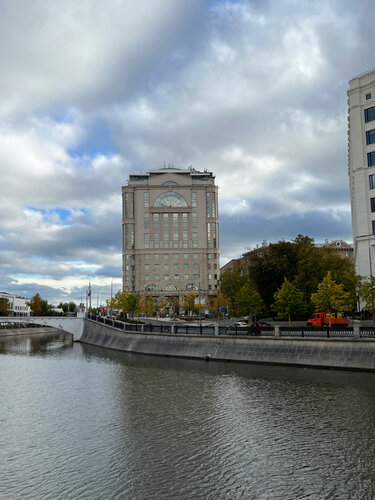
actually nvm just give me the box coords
[233,281,263,318]
[360,276,375,313]
[0,298,9,316]
[272,278,305,326]
[113,291,140,318]
[29,293,49,316]
[184,291,197,314]
[311,272,353,325]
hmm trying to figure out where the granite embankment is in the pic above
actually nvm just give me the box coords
[0,327,62,337]
[80,319,375,371]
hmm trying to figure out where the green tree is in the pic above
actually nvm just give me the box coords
[209,293,229,323]
[113,291,140,318]
[0,298,9,316]
[29,293,49,316]
[360,276,375,324]
[272,277,305,326]
[184,291,197,315]
[218,270,247,316]
[68,301,77,313]
[311,272,352,326]
[234,282,263,319]
[249,240,299,312]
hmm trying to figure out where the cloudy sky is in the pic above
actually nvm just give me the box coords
[1,0,373,305]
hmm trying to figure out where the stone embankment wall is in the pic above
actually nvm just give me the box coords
[80,319,375,371]
[0,327,62,337]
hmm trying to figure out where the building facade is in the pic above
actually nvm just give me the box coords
[348,69,375,276]
[122,166,220,311]
[0,292,30,316]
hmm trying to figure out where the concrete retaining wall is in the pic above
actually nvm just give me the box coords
[80,319,375,371]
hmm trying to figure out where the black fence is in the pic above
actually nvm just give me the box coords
[86,315,375,339]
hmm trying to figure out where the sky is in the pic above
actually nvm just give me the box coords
[1,0,374,305]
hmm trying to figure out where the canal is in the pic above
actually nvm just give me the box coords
[1,330,375,499]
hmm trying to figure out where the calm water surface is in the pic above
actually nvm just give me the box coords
[1,331,375,499]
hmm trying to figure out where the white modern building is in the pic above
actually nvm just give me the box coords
[122,165,220,312]
[348,69,375,276]
[0,292,30,316]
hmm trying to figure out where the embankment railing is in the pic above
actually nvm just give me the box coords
[86,315,375,339]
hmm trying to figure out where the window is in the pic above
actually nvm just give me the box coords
[154,274,159,280]
[144,233,150,248]
[365,107,375,123]
[209,285,212,290]
[193,254,198,259]
[144,213,149,229]
[183,254,188,259]
[166,284,178,291]
[144,275,150,281]
[194,274,199,279]
[208,274,212,280]
[193,263,199,270]
[214,274,218,280]
[370,174,375,189]
[154,192,187,207]
[368,152,375,167]
[206,192,210,217]
[144,264,149,270]
[162,181,178,186]
[373,221,375,235]
[212,192,216,217]
[184,274,189,280]
[208,263,211,269]
[173,242,179,248]
[144,192,149,208]
[192,191,197,207]
[192,213,198,228]
[371,198,375,213]
[367,130,375,145]
[164,275,169,280]
[163,242,169,248]
[367,93,372,100]
[144,254,149,260]
[154,254,159,259]
[192,232,198,248]
[164,264,169,270]
[174,274,179,280]
[164,254,169,259]
[125,264,129,271]
[154,264,159,270]
[184,263,189,270]
[146,284,158,291]
[174,263,179,270]
[174,254,179,259]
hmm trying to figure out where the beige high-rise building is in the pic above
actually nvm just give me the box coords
[122,165,220,312]
[348,69,375,276]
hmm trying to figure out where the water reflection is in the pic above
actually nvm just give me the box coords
[2,332,375,499]
[0,331,72,355]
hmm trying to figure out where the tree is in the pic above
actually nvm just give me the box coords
[311,272,352,326]
[249,240,299,312]
[272,278,305,326]
[209,293,229,322]
[113,291,140,318]
[29,293,49,316]
[234,282,263,319]
[0,298,9,316]
[68,301,77,313]
[184,291,197,315]
[360,276,375,324]
[218,270,247,315]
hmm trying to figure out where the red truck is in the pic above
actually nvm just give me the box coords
[306,312,349,327]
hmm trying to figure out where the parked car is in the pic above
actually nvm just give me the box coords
[226,322,249,334]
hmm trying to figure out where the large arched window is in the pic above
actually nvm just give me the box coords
[166,284,178,291]
[154,192,187,208]
[145,284,158,291]
[162,181,178,186]
[186,283,198,291]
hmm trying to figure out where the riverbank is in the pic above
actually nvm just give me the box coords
[80,319,375,372]
[0,327,62,337]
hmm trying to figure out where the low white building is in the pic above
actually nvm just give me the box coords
[0,292,30,316]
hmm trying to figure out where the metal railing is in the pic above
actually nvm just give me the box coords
[86,315,375,339]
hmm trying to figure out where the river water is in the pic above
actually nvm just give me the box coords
[2,331,375,499]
